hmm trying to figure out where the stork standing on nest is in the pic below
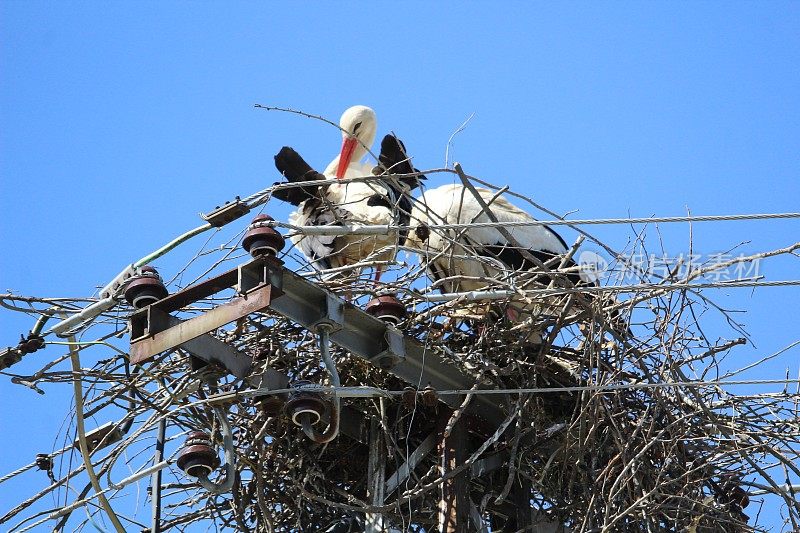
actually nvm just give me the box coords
[272,105,424,281]
[406,184,627,339]
[407,184,583,291]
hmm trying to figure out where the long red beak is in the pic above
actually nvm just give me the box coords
[336,137,358,179]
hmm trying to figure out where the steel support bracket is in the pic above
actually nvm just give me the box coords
[370,326,406,369]
[309,293,346,333]
[129,255,506,423]
[238,258,283,295]
[266,263,505,421]
[129,257,283,378]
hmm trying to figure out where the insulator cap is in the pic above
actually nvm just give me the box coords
[35,453,52,471]
[177,431,220,478]
[285,381,328,427]
[421,386,438,408]
[242,214,286,258]
[258,394,286,416]
[401,386,417,409]
[124,267,169,309]
[365,294,407,325]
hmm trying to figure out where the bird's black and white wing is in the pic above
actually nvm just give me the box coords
[408,184,574,291]
[375,133,427,191]
[272,134,421,272]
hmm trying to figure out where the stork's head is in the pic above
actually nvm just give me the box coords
[336,105,377,179]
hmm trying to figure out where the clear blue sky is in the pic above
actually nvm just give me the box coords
[1,2,799,530]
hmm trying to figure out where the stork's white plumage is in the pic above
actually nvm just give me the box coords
[407,184,574,292]
[273,106,423,274]
[286,179,400,271]
[406,184,630,340]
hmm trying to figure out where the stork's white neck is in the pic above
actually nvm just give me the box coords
[327,105,377,178]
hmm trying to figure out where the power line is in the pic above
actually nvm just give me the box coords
[265,212,800,236]
[231,377,800,403]
[431,211,800,227]
[247,175,800,227]
[417,279,800,303]
[429,377,800,396]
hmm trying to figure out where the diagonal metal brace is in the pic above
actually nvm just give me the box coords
[385,431,437,496]
[129,257,283,377]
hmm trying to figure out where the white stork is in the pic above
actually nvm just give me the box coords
[405,184,626,337]
[272,105,424,279]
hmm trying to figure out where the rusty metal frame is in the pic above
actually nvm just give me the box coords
[120,254,579,527]
[129,256,506,422]
[129,258,284,377]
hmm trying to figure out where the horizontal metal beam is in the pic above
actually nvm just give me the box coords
[128,256,505,422]
[129,285,273,376]
[262,260,506,423]
[146,266,240,314]
[160,311,252,378]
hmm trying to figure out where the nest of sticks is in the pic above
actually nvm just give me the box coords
[2,167,799,532]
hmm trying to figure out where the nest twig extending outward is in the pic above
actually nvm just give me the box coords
[1,163,799,533]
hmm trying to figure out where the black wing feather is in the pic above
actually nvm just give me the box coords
[273,146,326,206]
[377,134,426,190]
[478,244,584,286]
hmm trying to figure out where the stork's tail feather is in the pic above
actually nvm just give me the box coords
[273,146,326,206]
[376,134,426,190]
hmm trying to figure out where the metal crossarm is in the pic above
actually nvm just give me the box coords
[129,256,506,422]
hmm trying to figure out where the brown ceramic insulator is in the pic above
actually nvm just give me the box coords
[401,386,418,408]
[285,382,328,427]
[365,294,407,325]
[124,267,169,309]
[242,214,286,257]
[421,386,438,408]
[177,431,220,478]
[258,395,286,416]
